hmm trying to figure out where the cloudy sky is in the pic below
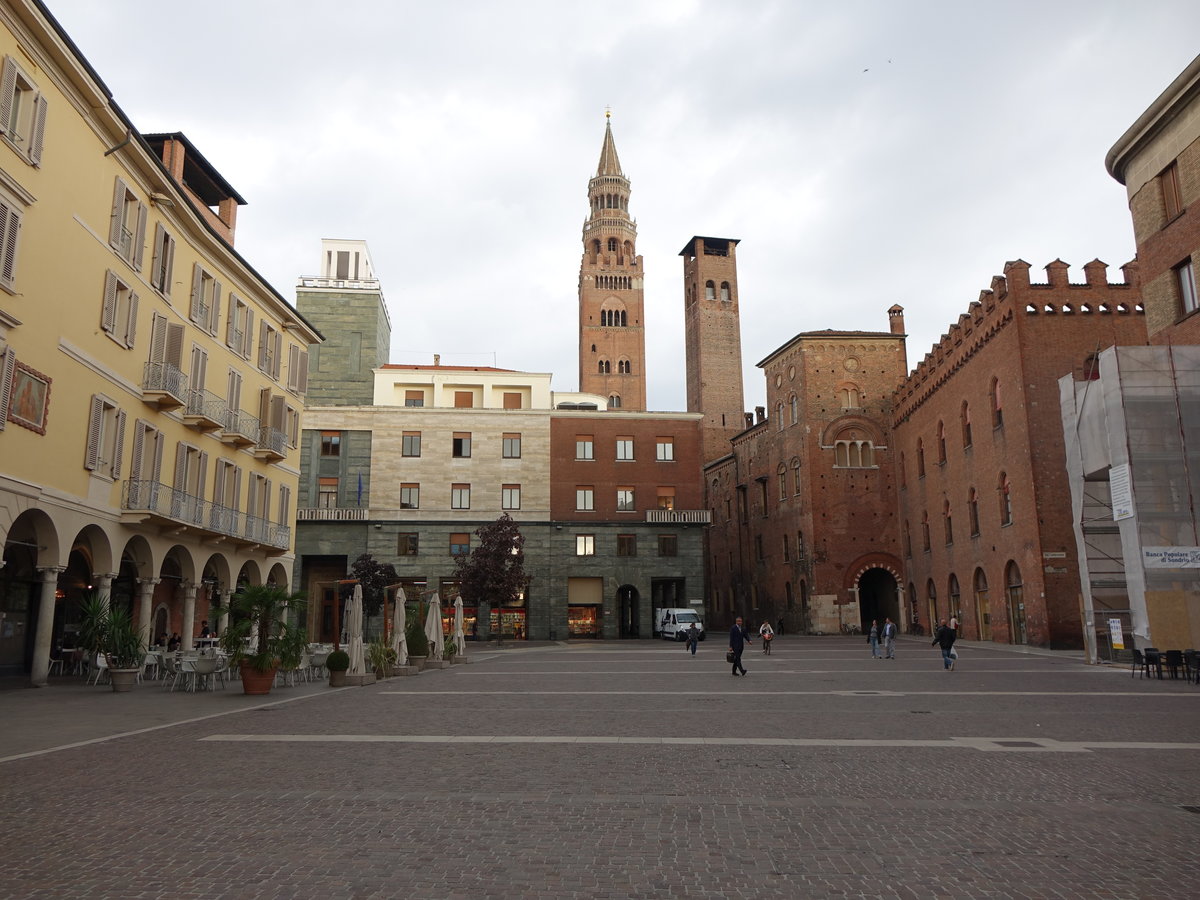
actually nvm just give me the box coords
[48,0,1200,412]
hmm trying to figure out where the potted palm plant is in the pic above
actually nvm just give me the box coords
[78,592,146,692]
[219,584,306,695]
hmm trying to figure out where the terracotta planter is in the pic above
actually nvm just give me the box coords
[328,669,347,687]
[109,668,139,692]
[240,661,278,695]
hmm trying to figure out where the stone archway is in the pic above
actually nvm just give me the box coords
[856,568,900,632]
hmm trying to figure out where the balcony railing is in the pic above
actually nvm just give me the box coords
[123,480,290,551]
[142,362,188,409]
[255,426,287,460]
[645,509,712,524]
[184,388,227,431]
[221,408,259,446]
[296,508,369,521]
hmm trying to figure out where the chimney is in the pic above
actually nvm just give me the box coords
[755,406,765,423]
[888,304,905,335]
[433,354,441,367]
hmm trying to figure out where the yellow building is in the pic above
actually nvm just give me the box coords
[0,0,321,684]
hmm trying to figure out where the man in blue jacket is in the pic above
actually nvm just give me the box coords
[729,616,751,676]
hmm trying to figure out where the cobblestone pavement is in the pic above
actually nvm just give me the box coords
[2,637,1198,899]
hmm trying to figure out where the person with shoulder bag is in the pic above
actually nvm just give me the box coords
[932,618,957,671]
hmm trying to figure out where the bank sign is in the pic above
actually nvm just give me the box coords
[1142,547,1200,569]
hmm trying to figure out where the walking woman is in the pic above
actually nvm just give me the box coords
[867,619,881,659]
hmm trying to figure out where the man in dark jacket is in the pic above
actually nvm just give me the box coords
[729,616,751,676]
[932,618,957,670]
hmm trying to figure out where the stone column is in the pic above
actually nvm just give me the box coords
[29,567,64,688]
[136,578,159,645]
[180,581,197,651]
[216,589,231,637]
[93,572,115,597]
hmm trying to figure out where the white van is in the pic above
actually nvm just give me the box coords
[658,608,705,641]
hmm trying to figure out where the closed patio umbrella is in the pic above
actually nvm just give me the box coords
[391,587,408,667]
[346,583,366,675]
[424,593,444,661]
[453,595,466,657]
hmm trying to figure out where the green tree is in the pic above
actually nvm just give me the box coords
[345,553,398,618]
[453,513,530,641]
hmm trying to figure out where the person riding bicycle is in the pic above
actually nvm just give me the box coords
[759,621,774,653]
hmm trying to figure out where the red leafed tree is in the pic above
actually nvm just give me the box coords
[453,513,530,641]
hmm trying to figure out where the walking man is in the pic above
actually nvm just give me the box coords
[728,616,751,676]
[686,622,699,656]
[932,618,957,670]
[867,619,881,658]
[882,617,897,659]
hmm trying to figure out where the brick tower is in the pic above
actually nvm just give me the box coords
[681,235,746,463]
[578,115,646,410]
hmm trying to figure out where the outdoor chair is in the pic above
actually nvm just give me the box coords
[1131,648,1150,679]
[1163,650,1184,680]
[1144,648,1163,680]
[87,653,108,686]
[160,653,183,692]
[47,654,64,676]
[1184,650,1198,684]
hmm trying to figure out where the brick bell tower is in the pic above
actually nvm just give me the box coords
[682,235,746,464]
[578,114,646,410]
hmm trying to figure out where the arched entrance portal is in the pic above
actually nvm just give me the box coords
[618,584,639,638]
[857,568,900,631]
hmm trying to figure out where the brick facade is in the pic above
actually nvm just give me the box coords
[892,259,1146,647]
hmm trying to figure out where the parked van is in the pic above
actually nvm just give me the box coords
[658,608,705,641]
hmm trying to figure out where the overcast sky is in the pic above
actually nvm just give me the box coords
[48,0,1200,412]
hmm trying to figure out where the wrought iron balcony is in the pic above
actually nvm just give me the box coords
[220,408,259,447]
[184,388,227,431]
[254,425,287,460]
[141,362,188,410]
[644,509,712,524]
[122,480,290,552]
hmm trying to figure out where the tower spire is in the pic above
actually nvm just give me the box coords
[577,117,646,410]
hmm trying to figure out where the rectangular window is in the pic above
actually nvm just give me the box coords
[576,486,595,511]
[454,391,474,408]
[503,392,522,409]
[1162,162,1183,221]
[149,224,175,297]
[451,483,471,509]
[320,431,341,456]
[397,533,419,556]
[188,264,222,335]
[286,343,309,394]
[108,177,147,270]
[616,437,634,461]
[450,533,471,556]
[100,270,138,349]
[658,534,678,557]
[224,295,253,358]
[616,488,635,511]
[404,389,424,407]
[576,435,594,460]
[502,484,521,510]
[452,432,472,458]
[0,195,22,290]
[402,431,422,457]
[617,534,637,557]
[576,534,595,556]
[317,477,338,508]
[257,320,282,379]
[0,55,48,166]
[400,483,420,509]
[84,394,126,479]
[502,433,521,458]
[1176,259,1198,315]
[656,437,674,461]
[657,486,676,510]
